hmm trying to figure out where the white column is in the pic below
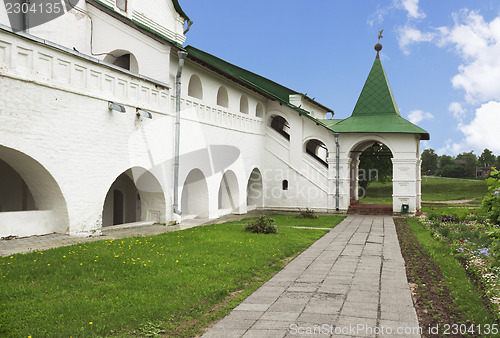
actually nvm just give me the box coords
[392,158,419,213]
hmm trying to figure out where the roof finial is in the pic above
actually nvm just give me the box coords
[375,29,383,58]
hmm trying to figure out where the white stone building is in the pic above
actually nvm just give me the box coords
[0,0,429,238]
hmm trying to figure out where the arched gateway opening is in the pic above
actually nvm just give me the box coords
[349,140,393,213]
[181,169,209,219]
[0,145,68,237]
[102,168,165,227]
[218,170,240,216]
[246,168,263,210]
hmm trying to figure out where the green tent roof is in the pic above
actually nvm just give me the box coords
[325,55,429,140]
[352,58,400,116]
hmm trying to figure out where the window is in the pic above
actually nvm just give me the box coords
[116,0,127,11]
[305,139,328,167]
[217,86,228,107]
[240,95,249,114]
[188,74,203,99]
[255,103,264,118]
[113,54,131,71]
[282,180,288,191]
[270,115,290,141]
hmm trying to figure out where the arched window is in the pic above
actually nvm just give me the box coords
[270,115,290,141]
[188,74,203,99]
[240,95,249,114]
[256,103,264,118]
[305,139,328,167]
[104,50,139,73]
[217,86,228,108]
[282,180,289,191]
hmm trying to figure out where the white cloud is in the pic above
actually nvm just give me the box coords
[439,10,500,103]
[458,101,500,153]
[397,26,435,55]
[437,139,465,156]
[367,0,425,27]
[448,102,466,121]
[408,109,434,124]
[399,0,426,19]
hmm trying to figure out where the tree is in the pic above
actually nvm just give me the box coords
[421,148,438,175]
[438,155,455,174]
[440,164,466,178]
[358,144,392,192]
[479,148,496,167]
[456,151,477,178]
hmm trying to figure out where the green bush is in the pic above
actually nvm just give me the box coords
[482,167,500,225]
[244,216,278,234]
[295,208,318,219]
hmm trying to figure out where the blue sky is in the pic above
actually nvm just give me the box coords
[180,0,500,156]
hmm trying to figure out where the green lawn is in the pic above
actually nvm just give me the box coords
[0,214,344,337]
[360,177,488,203]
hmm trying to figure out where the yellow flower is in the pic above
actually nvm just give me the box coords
[89,322,93,325]
[175,260,179,263]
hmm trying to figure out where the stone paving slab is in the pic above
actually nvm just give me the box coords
[201,216,421,338]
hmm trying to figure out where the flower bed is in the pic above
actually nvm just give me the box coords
[420,207,500,319]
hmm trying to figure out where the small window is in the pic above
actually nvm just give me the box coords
[282,180,288,191]
[256,103,264,118]
[116,0,127,11]
[217,86,228,108]
[188,74,203,99]
[240,95,249,114]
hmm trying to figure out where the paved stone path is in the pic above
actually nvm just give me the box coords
[202,216,420,338]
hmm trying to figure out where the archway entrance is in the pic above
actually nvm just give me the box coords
[349,140,393,214]
[246,168,263,210]
[0,146,68,237]
[181,169,209,219]
[102,168,164,227]
[218,170,239,216]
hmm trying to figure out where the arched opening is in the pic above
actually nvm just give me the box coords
[282,180,289,191]
[102,167,165,227]
[218,170,240,216]
[255,103,264,118]
[240,95,249,114]
[217,86,229,108]
[0,159,35,212]
[104,49,139,73]
[181,169,209,219]
[188,74,203,99]
[0,145,69,237]
[349,140,393,207]
[246,168,263,210]
[270,115,290,141]
[305,139,328,167]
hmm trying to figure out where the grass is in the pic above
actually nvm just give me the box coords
[406,217,496,326]
[360,177,488,204]
[0,214,345,337]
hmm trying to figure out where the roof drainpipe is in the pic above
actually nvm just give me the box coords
[173,50,188,216]
[334,133,340,211]
[23,0,30,32]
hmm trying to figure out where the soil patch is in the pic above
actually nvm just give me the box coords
[394,217,467,337]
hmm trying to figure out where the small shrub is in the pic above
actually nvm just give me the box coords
[244,216,278,234]
[482,167,500,225]
[296,208,318,219]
